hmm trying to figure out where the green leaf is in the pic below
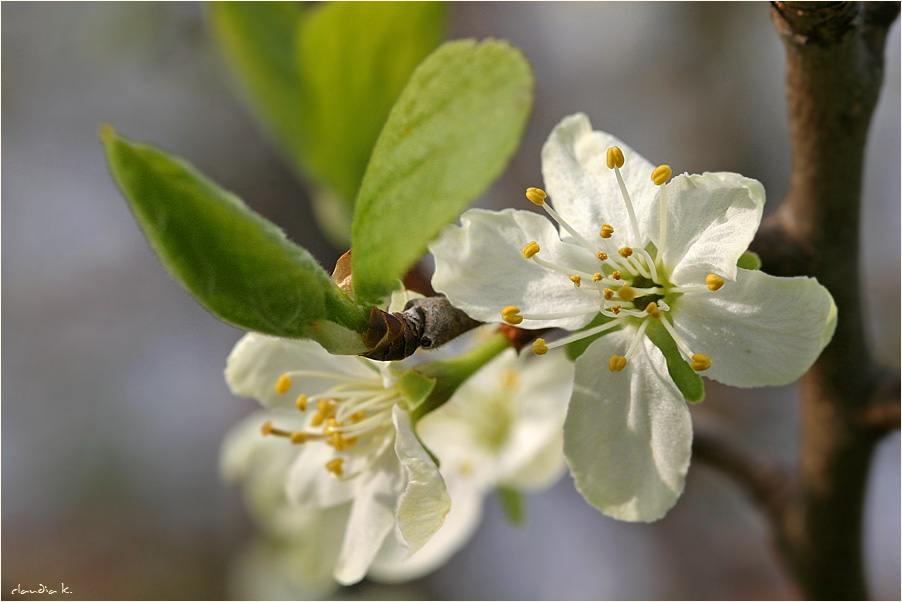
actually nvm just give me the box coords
[101,126,369,351]
[296,1,447,211]
[645,319,705,403]
[351,39,534,304]
[207,2,305,165]
[496,486,526,526]
[737,250,761,270]
[208,1,447,240]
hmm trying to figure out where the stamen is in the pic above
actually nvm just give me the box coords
[532,339,549,355]
[610,305,622,315]
[275,374,292,395]
[525,187,546,206]
[612,271,622,280]
[501,305,523,325]
[290,432,307,444]
[326,458,344,477]
[541,319,624,351]
[295,394,308,412]
[618,247,633,258]
[651,165,672,186]
[690,353,712,371]
[522,241,540,259]
[609,355,627,372]
[592,273,603,282]
[570,275,582,287]
[540,201,602,256]
[645,302,661,318]
[617,285,636,302]
[261,421,274,436]
[706,274,725,291]
[603,288,614,300]
[599,224,614,239]
[606,146,625,169]
[597,251,608,261]
[623,320,651,361]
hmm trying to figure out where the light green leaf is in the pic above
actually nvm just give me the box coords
[208,1,447,241]
[296,1,447,211]
[101,126,369,349]
[397,370,437,411]
[737,250,762,270]
[206,2,305,165]
[646,319,705,403]
[496,486,526,526]
[351,39,534,304]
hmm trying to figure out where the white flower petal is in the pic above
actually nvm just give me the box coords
[332,450,402,585]
[286,442,358,509]
[368,467,484,583]
[650,172,765,284]
[225,333,376,410]
[672,269,837,387]
[564,329,692,522]
[542,113,659,246]
[393,406,451,554]
[430,208,599,330]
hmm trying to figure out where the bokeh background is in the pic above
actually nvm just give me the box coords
[3,3,899,600]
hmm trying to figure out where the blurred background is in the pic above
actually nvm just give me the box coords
[3,3,899,600]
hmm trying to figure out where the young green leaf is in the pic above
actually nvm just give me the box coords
[645,319,705,403]
[296,1,447,212]
[207,2,305,165]
[351,39,534,304]
[101,126,369,352]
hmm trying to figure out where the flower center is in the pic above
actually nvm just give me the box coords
[506,147,722,373]
[261,368,403,479]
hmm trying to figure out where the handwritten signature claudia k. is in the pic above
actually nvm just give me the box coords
[10,584,72,595]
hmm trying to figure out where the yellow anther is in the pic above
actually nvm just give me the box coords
[618,247,633,258]
[606,146,625,169]
[599,224,614,239]
[317,399,335,418]
[617,285,636,302]
[532,338,549,355]
[275,374,292,395]
[612,271,622,280]
[310,413,325,428]
[324,417,339,434]
[690,353,712,372]
[597,251,608,261]
[592,273,603,282]
[603,288,614,300]
[706,274,725,291]
[610,305,622,315]
[261,421,274,436]
[349,411,366,423]
[525,187,547,206]
[501,305,523,325]
[290,432,308,444]
[608,355,628,372]
[522,240,540,259]
[344,436,359,447]
[570,275,582,287]
[330,432,345,451]
[645,302,661,318]
[295,394,308,412]
[325,458,344,477]
[651,165,673,186]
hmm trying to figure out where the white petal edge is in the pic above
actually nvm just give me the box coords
[430,208,600,330]
[651,172,765,285]
[541,113,659,247]
[393,406,451,555]
[672,268,837,387]
[225,333,377,410]
[332,449,402,585]
[368,467,484,583]
[564,329,692,522]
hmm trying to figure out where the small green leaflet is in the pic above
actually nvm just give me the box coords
[645,319,705,403]
[351,39,534,304]
[101,126,369,353]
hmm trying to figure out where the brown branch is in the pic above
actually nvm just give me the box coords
[763,2,899,599]
[860,369,901,436]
